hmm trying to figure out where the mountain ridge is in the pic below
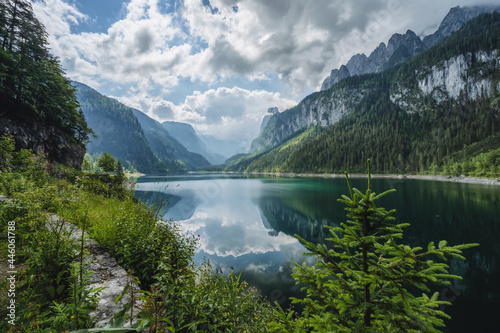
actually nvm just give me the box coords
[231,11,500,175]
[74,82,210,173]
[249,5,500,155]
[320,5,500,92]
[161,121,226,164]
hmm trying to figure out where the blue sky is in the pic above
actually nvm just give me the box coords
[32,0,499,150]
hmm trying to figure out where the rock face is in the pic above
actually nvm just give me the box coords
[422,5,500,48]
[320,5,500,92]
[0,117,85,168]
[257,107,280,136]
[321,29,424,91]
[391,50,500,112]
[249,86,366,153]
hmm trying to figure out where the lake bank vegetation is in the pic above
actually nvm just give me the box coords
[0,141,478,332]
[0,137,276,332]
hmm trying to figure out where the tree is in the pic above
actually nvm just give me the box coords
[97,152,116,174]
[115,159,124,175]
[0,0,92,146]
[113,159,126,184]
[274,160,478,332]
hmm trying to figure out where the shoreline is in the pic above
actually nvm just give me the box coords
[247,172,500,186]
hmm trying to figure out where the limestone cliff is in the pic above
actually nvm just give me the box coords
[249,85,368,153]
[320,5,500,92]
[391,50,500,113]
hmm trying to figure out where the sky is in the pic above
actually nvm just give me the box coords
[32,0,500,150]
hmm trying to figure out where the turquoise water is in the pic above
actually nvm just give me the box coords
[135,174,500,332]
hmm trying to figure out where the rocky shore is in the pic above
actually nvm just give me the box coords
[249,172,500,186]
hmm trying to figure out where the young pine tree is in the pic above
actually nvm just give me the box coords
[274,160,478,333]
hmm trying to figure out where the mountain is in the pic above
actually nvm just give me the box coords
[229,12,500,174]
[422,5,500,48]
[320,5,500,92]
[75,82,211,173]
[249,6,500,155]
[74,82,167,173]
[161,121,226,164]
[131,110,210,170]
[321,30,424,91]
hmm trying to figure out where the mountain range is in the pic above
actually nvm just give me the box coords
[74,82,210,173]
[320,5,500,91]
[228,7,500,174]
[72,5,500,176]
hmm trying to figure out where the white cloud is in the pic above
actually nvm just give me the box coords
[118,86,295,149]
[33,0,500,144]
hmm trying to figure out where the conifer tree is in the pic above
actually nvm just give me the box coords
[0,0,92,145]
[273,160,478,332]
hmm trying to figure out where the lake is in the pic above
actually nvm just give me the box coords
[134,173,500,332]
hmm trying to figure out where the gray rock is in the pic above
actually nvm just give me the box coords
[320,5,500,92]
[47,215,143,328]
[0,118,85,168]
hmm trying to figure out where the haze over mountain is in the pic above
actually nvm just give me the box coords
[161,121,226,165]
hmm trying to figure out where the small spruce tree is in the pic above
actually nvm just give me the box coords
[274,160,478,333]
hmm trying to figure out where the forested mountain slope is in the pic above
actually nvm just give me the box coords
[229,12,500,175]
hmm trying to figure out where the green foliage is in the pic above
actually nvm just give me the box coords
[135,263,275,333]
[97,152,117,174]
[427,134,500,177]
[274,161,477,332]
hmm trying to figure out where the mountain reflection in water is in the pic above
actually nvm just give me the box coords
[135,174,500,332]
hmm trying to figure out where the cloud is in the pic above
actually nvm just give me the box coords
[33,0,500,143]
[118,86,295,149]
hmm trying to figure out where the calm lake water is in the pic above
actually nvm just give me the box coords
[135,174,500,332]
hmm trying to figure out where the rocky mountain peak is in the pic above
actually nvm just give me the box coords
[267,107,279,114]
[423,5,500,48]
[320,5,500,92]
